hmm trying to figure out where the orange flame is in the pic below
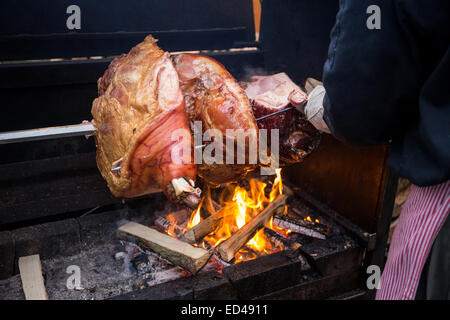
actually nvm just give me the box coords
[186,168,288,263]
[187,204,202,229]
[165,214,178,237]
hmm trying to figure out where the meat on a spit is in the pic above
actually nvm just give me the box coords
[92,36,320,205]
[91,36,201,206]
[172,53,259,187]
[244,73,321,165]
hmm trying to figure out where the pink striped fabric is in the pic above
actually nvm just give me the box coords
[376,180,450,300]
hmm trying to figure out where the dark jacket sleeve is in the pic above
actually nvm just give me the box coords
[322,0,422,145]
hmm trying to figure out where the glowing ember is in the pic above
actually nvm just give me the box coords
[268,215,291,237]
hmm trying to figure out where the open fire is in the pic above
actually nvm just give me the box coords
[159,169,296,266]
[114,168,332,278]
[202,169,287,262]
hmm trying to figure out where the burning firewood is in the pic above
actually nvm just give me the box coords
[272,214,331,240]
[117,222,211,274]
[263,227,302,251]
[154,216,184,236]
[182,206,234,244]
[216,194,288,262]
[202,185,219,216]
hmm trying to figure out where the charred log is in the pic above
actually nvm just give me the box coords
[263,227,301,251]
[272,214,331,240]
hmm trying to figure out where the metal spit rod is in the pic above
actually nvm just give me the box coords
[0,123,95,145]
[0,107,296,145]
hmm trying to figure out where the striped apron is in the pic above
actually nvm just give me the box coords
[376,180,450,300]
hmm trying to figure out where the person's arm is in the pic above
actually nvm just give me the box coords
[315,0,421,145]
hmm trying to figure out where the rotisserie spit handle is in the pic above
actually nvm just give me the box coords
[0,123,95,144]
[0,106,295,145]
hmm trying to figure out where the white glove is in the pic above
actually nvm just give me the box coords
[302,85,330,134]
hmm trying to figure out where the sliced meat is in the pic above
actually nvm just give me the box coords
[245,73,320,165]
[92,36,200,205]
[172,53,259,187]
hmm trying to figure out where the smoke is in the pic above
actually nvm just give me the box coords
[115,240,143,279]
[240,65,273,83]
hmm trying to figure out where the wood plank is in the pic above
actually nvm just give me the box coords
[117,222,211,274]
[18,254,48,300]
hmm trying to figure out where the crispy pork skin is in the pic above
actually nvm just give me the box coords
[92,36,198,203]
[172,53,259,186]
[245,73,320,165]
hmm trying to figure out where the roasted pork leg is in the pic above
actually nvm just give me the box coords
[172,53,259,187]
[92,36,200,205]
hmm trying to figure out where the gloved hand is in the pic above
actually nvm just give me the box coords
[294,85,330,134]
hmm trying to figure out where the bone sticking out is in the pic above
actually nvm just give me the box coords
[117,222,211,274]
[263,227,302,251]
[170,177,202,208]
[182,205,234,244]
[272,215,329,240]
[171,178,196,197]
[217,194,288,262]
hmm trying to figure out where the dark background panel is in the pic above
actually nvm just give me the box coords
[0,0,254,35]
[0,50,264,163]
[0,0,255,60]
[0,51,263,134]
[0,29,251,61]
[261,0,340,82]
